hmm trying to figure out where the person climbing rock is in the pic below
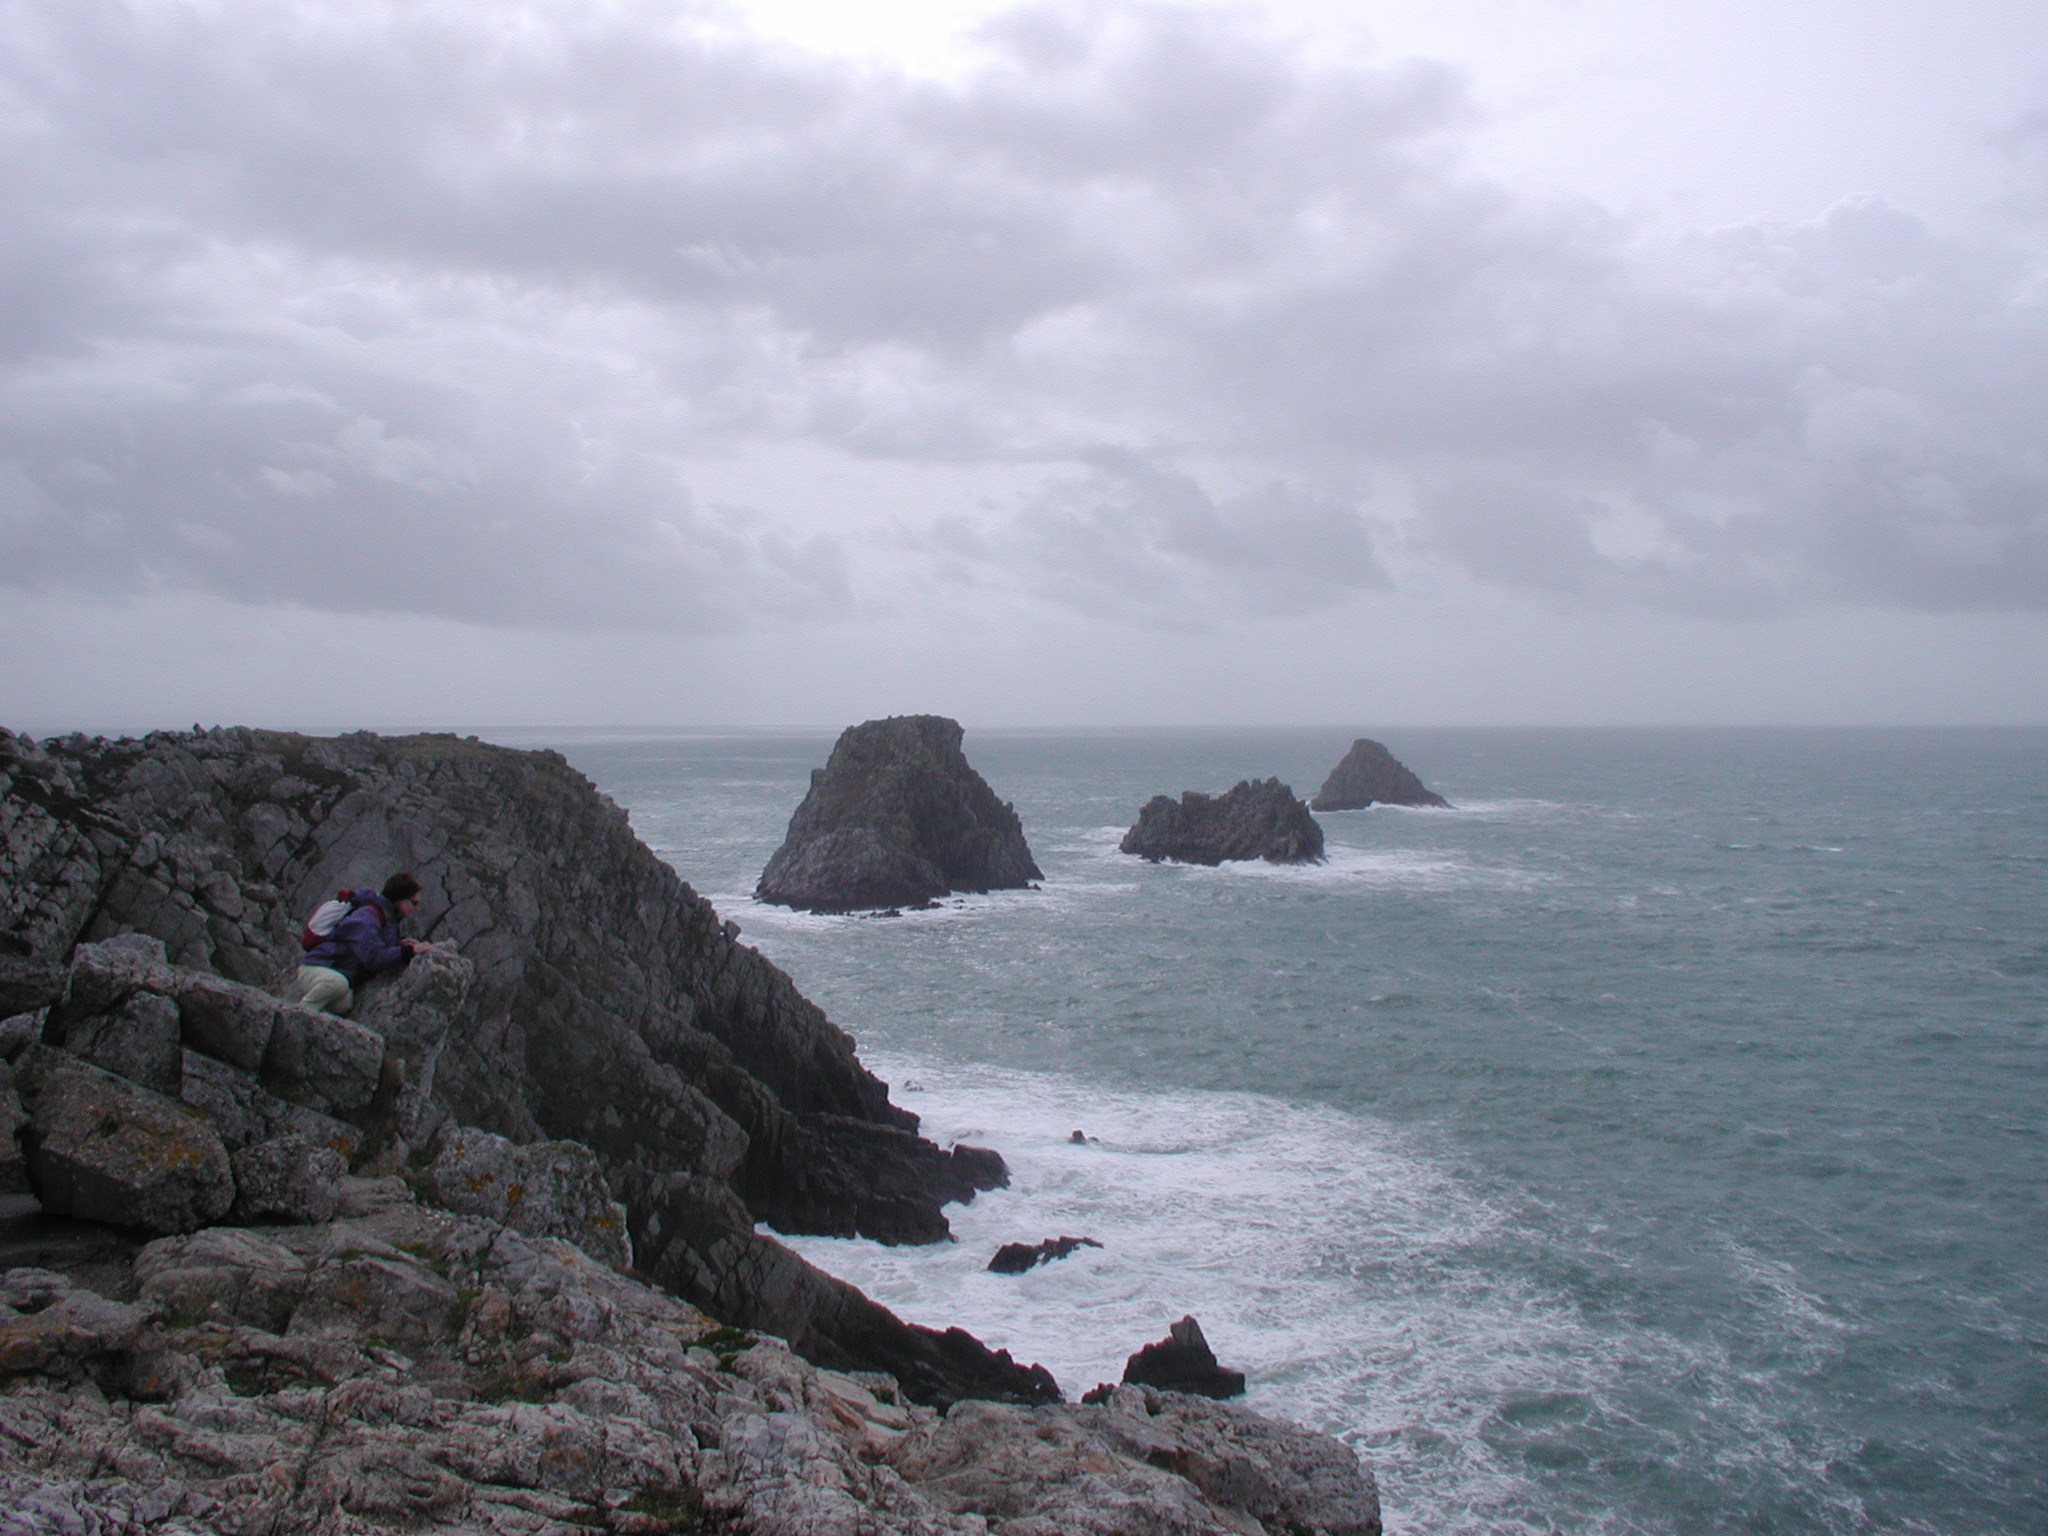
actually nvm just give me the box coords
[295,871,435,1015]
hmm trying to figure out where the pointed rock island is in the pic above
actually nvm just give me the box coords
[1120,778,1325,865]
[757,715,1042,913]
[1310,738,1450,811]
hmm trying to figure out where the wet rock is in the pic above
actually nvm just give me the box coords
[1120,780,1324,866]
[1310,738,1450,811]
[988,1235,1102,1273]
[1121,1316,1247,1399]
[230,1132,345,1224]
[21,1051,235,1234]
[757,715,1042,913]
[422,1125,630,1270]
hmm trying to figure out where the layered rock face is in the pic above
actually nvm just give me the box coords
[756,716,1041,912]
[0,725,1043,1404]
[1120,780,1325,866]
[1310,739,1450,811]
[0,1181,1378,1535]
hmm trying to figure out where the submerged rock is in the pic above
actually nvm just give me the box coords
[988,1235,1102,1273]
[1310,738,1450,811]
[757,715,1042,913]
[1120,779,1324,866]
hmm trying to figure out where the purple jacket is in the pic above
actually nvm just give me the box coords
[303,889,409,982]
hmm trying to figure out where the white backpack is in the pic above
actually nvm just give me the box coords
[300,891,359,950]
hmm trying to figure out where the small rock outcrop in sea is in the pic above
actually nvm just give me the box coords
[988,1235,1102,1273]
[1120,779,1325,865]
[1120,1314,1248,1399]
[1310,738,1451,811]
[757,715,1042,913]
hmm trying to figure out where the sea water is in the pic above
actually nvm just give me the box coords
[497,727,2048,1535]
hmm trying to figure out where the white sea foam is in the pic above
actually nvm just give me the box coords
[773,1057,1821,1535]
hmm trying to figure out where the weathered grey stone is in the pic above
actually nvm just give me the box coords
[0,1268,142,1376]
[1120,780,1324,866]
[423,1126,630,1270]
[230,1132,345,1224]
[134,1225,313,1332]
[1121,1315,1246,1399]
[353,947,469,1144]
[173,972,277,1072]
[758,714,1041,913]
[0,957,64,1019]
[1310,737,1450,811]
[0,1010,42,1063]
[1,726,1043,1403]
[62,990,182,1095]
[0,1066,26,1194]
[58,934,175,1018]
[260,1002,385,1115]
[22,1052,235,1234]
[177,1048,365,1165]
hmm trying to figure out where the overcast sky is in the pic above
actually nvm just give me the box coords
[3,0,2045,732]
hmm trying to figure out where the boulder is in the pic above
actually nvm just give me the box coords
[757,716,1042,913]
[0,956,65,1019]
[1310,738,1450,811]
[259,1002,385,1116]
[21,1051,235,1234]
[422,1125,631,1270]
[230,1132,346,1224]
[174,972,279,1072]
[60,989,183,1096]
[1120,780,1324,866]
[0,1267,143,1377]
[1120,1316,1246,1399]
[0,1067,27,1193]
[988,1235,1101,1274]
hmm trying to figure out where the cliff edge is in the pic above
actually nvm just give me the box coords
[0,725,1041,1405]
[756,716,1041,913]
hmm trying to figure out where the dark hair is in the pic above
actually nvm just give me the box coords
[382,872,422,903]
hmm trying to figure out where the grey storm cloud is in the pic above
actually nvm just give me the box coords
[1,0,2043,632]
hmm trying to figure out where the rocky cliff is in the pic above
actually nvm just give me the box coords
[1119,781,1325,866]
[756,717,1041,913]
[0,725,1042,1405]
[0,724,1383,1535]
[0,1178,1378,1534]
[1310,739,1450,811]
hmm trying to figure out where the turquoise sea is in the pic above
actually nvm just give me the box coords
[503,726,2048,1536]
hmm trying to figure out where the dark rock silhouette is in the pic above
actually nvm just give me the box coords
[757,716,1041,913]
[1310,738,1450,811]
[988,1235,1102,1273]
[0,724,1048,1406]
[1119,779,1324,866]
[1120,1314,1247,1399]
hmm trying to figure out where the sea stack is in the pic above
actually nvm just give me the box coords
[1119,779,1324,866]
[1310,738,1450,811]
[757,715,1042,913]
